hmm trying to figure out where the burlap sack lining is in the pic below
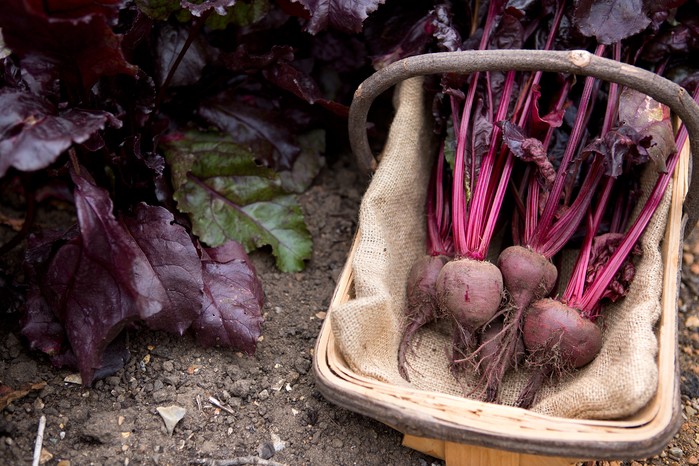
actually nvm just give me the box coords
[330,77,671,419]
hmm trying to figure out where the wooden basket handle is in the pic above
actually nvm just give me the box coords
[348,49,699,235]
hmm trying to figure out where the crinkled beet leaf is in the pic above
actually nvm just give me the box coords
[42,170,172,384]
[198,91,299,171]
[291,0,386,34]
[499,121,556,187]
[163,131,313,273]
[262,63,349,117]
[121,203,204,334]
[618,88,674,172]
[20,230,70,356]
[581,126,647,177]
[192,241,264,352]
[0,89,115,177]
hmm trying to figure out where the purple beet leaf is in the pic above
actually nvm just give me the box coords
[573,0,651,44]
[292,0,386,34]
[0,0,137,91]
[39,170,173,384]
[499,121,556,187]
[618,88,675,172]
[121,203,204,335]
[191,240,264,353]
[0,89,117,177]
[198,91,300,171]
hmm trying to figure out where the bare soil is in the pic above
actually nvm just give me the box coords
[2,151,699,466]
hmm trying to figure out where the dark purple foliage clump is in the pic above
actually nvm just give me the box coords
[0,0,389,384]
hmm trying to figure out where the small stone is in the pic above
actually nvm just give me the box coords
[669,446,684,459]
[156,405,186,436]
[685,252,695,265]
[687,316,699,328]
[162,361,174,372]
[271,432,287,452]
[152,390,171,403]
[331,438,344,448]
[688,455,699,465]
[64,373,83,385]
[39,449,53,465]
[258,443,275,460]
[230,379,253,398]
[258,390,270,401]
[106,376,121,386]
[691,263,699,275]
[4,333,20,349]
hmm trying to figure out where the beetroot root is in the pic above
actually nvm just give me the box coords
[398,254,449,381]
[475,318,525,401]
[476,245,558,402]
[516,298,603,408]
[436,257,504,368]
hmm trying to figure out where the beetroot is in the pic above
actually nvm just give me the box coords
[474,245,556,401]
[498,246,557,311]
[398,136,453,381]
[522,299,603,368]
[398,254,449,381]
[516,299,603,409]
[436,258,503,365]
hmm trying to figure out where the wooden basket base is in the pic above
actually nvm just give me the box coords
[402,434,580,466]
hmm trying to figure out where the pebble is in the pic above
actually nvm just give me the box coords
[331,438,344,448]
[669,446,684,459]
[152,390,171,403]
[687,316,699,328]
[258,443,275,459]
[162,361,174,372]
[156,405,186,436]
[689,456,699,465]
[294,357,311,374]
[230,379,253,398]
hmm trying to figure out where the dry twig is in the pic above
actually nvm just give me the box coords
[191,456,287,466]
[31,415,46,466]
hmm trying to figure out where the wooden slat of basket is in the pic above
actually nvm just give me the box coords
[312,143,688,461]
[403,435,579,466]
